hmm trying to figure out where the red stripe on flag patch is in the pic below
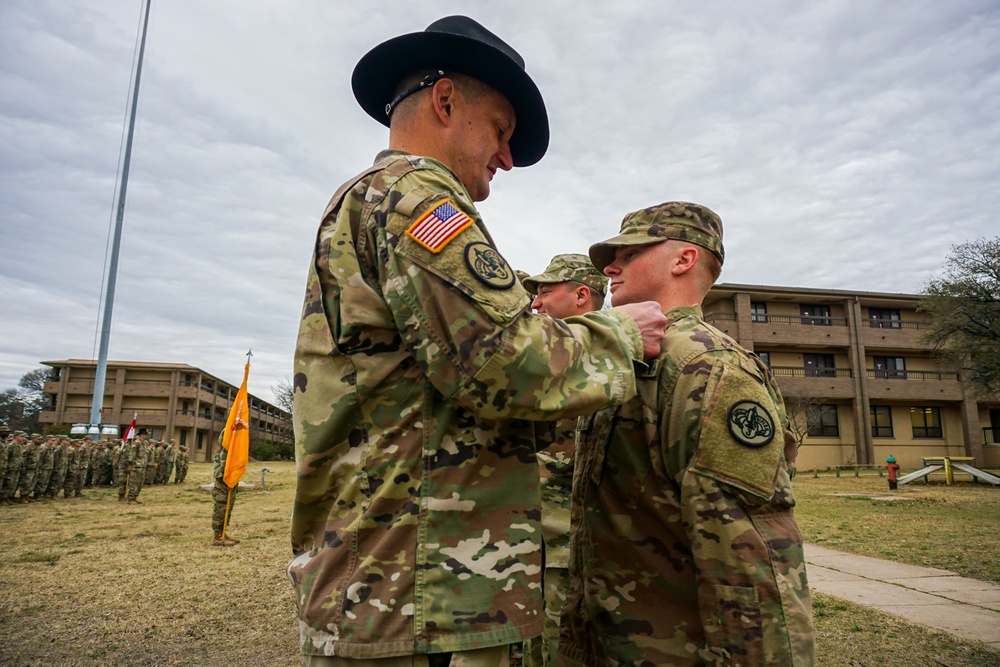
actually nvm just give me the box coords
[406,199,473,253]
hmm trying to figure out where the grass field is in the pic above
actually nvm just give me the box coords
[1,461,999,666]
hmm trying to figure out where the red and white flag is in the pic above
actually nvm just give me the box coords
[121,417,136,445]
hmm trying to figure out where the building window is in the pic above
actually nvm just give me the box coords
[808,404,839,437]
[180,430,187,446]
[756,351,771,367]
[804,353,836,377]
[751,301,768,323]
[870,308,901,329]
[910,407,942,438]
[801,304,831,326]
[871,405,893,438]
[873,356,906,379]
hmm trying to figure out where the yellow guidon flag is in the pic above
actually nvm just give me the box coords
[221,361,251,489]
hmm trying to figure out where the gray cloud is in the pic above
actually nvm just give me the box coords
[2,0,999,399]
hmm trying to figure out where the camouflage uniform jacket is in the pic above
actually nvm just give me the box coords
[126,440,147,470]
[290,151,644,659]
[537,420,575,569]
[561,306,814,667]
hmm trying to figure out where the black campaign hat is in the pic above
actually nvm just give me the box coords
[352,15,549,167]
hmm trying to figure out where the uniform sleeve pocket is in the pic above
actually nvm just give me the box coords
[713,584,764,667]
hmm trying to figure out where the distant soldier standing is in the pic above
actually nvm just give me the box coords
[33,436,55,500]
[211,438,239,546]
[2,432,24,505]
[81,435,95,488]
[112,441,123,486]
[63,439,81,498]
[76,435,92,495]
[17,434,42,503]
[163,439,177,483]
[173,445,189,483]
[156,441,169,484]
[47,437,68,498]
[0,425,9,505]
[144,441,159,486]
[120,429,149,503]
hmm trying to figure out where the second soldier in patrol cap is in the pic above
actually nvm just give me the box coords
[523,253,607,319]
[289,14,669,665]
[559,202,815,666]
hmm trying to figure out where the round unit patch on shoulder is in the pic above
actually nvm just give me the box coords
[464,241,515,289]
[726,400,775,448]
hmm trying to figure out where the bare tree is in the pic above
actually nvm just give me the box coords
[782,394,827,451]
[272,377,294,414]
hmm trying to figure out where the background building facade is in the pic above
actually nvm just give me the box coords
[38,359,292,463]
[704,284,1000,471]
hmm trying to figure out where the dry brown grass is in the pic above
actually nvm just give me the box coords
[1,462,999,666]
[0,461,299,667]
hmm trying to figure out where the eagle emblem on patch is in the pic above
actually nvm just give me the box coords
[406,199,473,253]
[464,241,515,289]
[727,400,775,448]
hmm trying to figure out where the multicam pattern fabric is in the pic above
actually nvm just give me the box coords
[560,306,814,667]
[523,419,575,667]
[212,446,238,532]
[289,150,644,659]
[589,201,725,271]
[522,254,607,297]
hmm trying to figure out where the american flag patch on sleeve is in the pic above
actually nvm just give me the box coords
[405,199,473,253]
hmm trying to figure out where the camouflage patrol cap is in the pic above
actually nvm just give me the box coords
[13,430,27,438]
[522,253,608,297]
[589,201,724,272]
[31,433,42,439]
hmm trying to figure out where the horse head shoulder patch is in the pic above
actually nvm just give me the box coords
[464,241,515,289]
[726,400,775,448]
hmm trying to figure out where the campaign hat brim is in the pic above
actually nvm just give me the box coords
[352,19,549,167]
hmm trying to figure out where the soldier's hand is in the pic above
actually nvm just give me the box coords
[614,301,667,360]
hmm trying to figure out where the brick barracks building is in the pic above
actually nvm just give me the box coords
[38,359,291,463]
[703,284,1000,471]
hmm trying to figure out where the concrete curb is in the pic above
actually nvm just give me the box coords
[805,543,1000,649]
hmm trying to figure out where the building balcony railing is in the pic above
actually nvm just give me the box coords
[867,318,933,330]
[704,311,737,322]
[123,379,171,386]
[864,369,957,381]
[770,366,853,378]
[753,314,849,327]
[985,427,999,445]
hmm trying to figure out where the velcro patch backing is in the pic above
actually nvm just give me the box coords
[692,361,781,500]
[406,199,473,253]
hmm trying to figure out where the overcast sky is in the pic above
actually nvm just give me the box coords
[2,0,998,404]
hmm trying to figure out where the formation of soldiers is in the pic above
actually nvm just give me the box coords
[0,424,190,506]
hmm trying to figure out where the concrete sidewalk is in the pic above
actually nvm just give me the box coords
[805,544,1000,650]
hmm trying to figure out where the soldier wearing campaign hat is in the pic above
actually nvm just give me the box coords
[560,202,815,666]
[289,15,668,664]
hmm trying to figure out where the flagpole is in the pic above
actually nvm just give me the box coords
[90,0,154,434]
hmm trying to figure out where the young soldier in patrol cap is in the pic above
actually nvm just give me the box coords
[559,203,815,666]
[290,15,668,667]
[520,254,607,667]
